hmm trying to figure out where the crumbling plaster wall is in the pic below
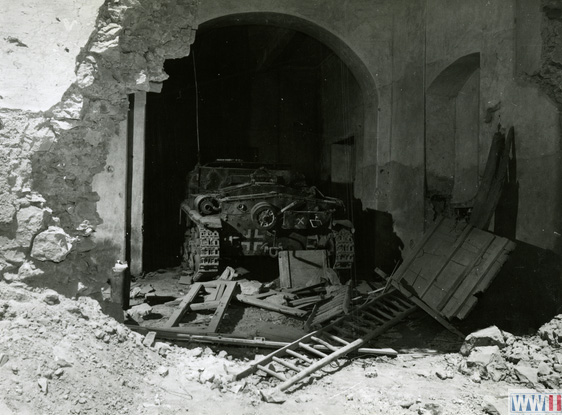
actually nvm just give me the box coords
[426,0,562,253]
[0,0,198,295]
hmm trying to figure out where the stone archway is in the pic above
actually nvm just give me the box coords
[195,12,379,181]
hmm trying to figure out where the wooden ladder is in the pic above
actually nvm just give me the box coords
[233,289,417,394]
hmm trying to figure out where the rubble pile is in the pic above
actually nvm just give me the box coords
[458,323,562,388]
[0,280,254,415]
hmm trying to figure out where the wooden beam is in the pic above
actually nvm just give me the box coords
[130,91,146,276]
[207,282,238,333]
[235,294,308,317]
[164,283,203,328]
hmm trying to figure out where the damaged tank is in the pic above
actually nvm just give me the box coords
[180,161,354,280]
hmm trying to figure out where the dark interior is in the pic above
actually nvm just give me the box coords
[143,25,365,272]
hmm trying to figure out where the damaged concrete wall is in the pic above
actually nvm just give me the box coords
[426,0,562,253]
[0,0,197,296]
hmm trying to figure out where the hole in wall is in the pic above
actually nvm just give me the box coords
[141,24,367,273]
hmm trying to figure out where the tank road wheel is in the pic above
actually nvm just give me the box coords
[182,224,220,281]
[251,202,279,230]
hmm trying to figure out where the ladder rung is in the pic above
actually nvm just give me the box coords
[380,300,404,313]
[299,342,328,358]
[362,310,386,323]
[323,333,350,346]
[257,364,287,381]
[388,299,410,311]
[348,322,372,334]
[371,308,395,320]
[311,336,339,352]
[286,348,314,364]
[272,356,301,373]
[332,325,354,337]
[393,296,414,308]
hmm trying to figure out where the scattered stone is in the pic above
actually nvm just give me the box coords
[43,292,60,305]
[538,361,551,376]
[515,364,538,385]
[538,315,562,346]
[130,287,142,298]
[467,346,503,367]
[460,326,506,356]
[199,369,215,384]
[15,206,47,247]
[435,370,454,380]
[400,399,415,409]
[238,279,264,296]
[54,368,64,377]
[127,303,153,321]
[142,331,156,348]
[157,366,169,377]
[482,396,505,415]
[30,226,73,262]
[424,403,442,415]
[554,364,562,373]
[260,390,286,404]
[0,354,9,367]
[38,377,48,394]
[365,369,378,378]
[154,342,171,356]
[487,362,508,382]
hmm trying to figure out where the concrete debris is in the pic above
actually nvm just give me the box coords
[238,279,264,296]
[142,331,156,348]
[127,303,153,321]
[260,389,287,404]
[466,346,503,367]
[460,326,506,356]
[482,395,507,415]
[514,364,539,386]
[38,377,48,394]
[538,314,562,346]
[30,226,73,263]
[42,291,60,305]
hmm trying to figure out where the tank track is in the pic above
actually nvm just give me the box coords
[184,224,220,277]
[332,228,354,270]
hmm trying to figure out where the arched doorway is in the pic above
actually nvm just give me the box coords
[141,14,377,275]
[425,53,481,220]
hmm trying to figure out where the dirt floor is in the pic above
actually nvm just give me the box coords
[1,276,559,415]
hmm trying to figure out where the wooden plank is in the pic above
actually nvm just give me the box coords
[433,231,496,312]
[278,251,292,289]
[414,223,473,298]
[442,237,513,318]
[470,127,513,230]
[278,250,329,289]
[235,294,308,317]
[207,281,238,333]
[164,283,203,328]
[390,281,465,338]
[391,217,445,283]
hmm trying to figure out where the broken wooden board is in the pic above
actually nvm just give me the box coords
[235,294,308,317]
[164,283,204,328]
[470,127,514,230]
[391,217,515,321]
[278,250,331,289]
[207,281,238,332]
[305,284,352,329]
